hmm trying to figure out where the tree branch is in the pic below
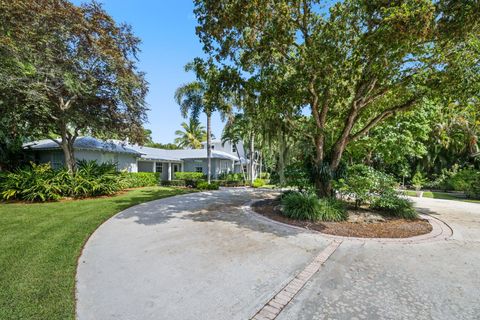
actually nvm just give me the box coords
[349,98,419,142]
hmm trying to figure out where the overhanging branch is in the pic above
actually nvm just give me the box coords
[349,98,419,142]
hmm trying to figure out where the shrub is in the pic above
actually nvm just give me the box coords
[70,161,122,198]
[280,191,347,222]
[412,171,427,191]
[465,175,480,199]
[284,163,312,191]
[252,178,266,188]
[196,181,220,190]
[448,168,479,193]
[0,163,64,201]
[174,172,205,187]
[160,180,186,187]
[335,164,397,208]
[221,180,247,187]
[281,191,320,221]
[121,172,160,188]
[218,172,243,181]
[371,192,418,219]
[317,198,348,222]
[278,190,298,200]
[174,172,204,181]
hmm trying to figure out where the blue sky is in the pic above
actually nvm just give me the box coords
[74,0,226,143]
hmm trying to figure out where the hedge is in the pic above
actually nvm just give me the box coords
[160,180,186,187]
[121,172,160,188]
[174,172,205,180]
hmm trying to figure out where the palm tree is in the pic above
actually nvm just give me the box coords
[174,118,207,149]
[175,59,233,183]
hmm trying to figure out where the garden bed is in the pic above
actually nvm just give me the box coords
[251,198,432,238]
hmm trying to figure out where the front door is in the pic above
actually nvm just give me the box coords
[172,163,180,173]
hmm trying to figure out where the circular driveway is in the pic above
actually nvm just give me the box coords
[76,189,480,320]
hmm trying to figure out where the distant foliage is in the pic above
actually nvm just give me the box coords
[426,166,480,199]
[412,171,427,191]
[259,172,270,179]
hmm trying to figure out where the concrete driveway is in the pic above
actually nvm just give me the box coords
[277,197,480,320]
[76,189,480,320]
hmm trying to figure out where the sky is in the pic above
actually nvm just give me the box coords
[73,0,226,143]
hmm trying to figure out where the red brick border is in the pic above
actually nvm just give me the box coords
[251,241,342,320]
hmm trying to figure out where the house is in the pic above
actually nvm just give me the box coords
[23,137,251,180]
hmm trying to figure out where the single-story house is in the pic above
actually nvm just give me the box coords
[23,137,249,180]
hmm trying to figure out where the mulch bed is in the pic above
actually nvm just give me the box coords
[251,199,432,238]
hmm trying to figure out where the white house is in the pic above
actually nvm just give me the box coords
[23,137,253,180]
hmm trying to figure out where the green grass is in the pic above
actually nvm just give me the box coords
[0,186,193,320]
[404,190,480,203]
[259,184,277,189]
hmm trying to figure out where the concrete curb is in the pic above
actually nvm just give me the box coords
[242,199,453,244]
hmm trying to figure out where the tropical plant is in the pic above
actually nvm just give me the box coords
[280,191,347,222]
[317,198,348,222]
[174,118,207,149]
[281,191,321,221]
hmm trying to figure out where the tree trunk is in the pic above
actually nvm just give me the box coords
[233,142,247,182]
[59,137,76,173]
[278,132,286,185]
[206,113,212,184]
[249,133,255,184]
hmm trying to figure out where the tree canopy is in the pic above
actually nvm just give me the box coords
[194,0,480,196]
[0,0,148,171]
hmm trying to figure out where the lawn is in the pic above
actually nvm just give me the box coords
[0,186,193,320]
[404,190,480,203]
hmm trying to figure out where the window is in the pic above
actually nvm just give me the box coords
[232,145,237,153]
[211,145,215,149]
[155,162,163,173]
[51,152,63,170]
[195,166,203,173]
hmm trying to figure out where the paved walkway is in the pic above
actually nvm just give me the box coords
[76,189,480,320]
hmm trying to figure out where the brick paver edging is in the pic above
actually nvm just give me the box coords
[243,200,453,244]
[251,241,342,320]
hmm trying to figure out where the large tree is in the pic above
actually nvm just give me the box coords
[194,0,480,196]
[0,0,148,172]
